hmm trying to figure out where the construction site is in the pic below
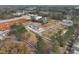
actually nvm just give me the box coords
[0,5,78,54]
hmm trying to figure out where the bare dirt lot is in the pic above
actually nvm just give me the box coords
[41,19,65,38]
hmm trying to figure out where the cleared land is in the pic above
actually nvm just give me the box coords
[41,19,65,38]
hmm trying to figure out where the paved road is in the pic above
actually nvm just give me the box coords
[0,15,31,23]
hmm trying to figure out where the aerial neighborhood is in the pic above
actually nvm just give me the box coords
[0,5,78,54]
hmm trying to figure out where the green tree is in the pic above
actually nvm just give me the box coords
[37,35,45,54]
[50,12,64,20]
[52,46,59,54]
[50,26,74,53]
[10,24,27,41]
[50,29,64,47]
